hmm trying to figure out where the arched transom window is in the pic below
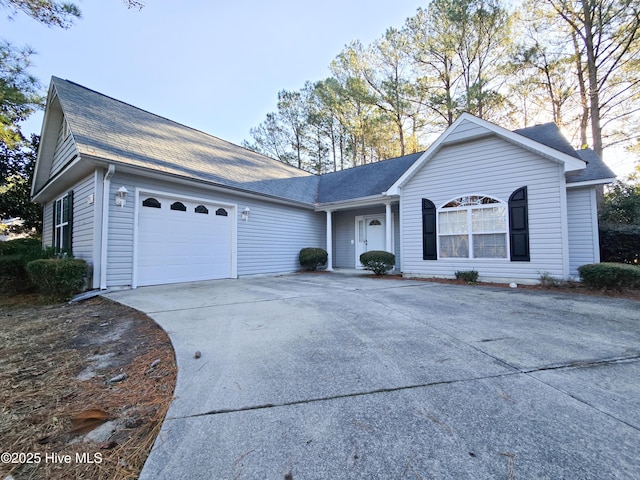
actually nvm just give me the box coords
[438,195,507,259]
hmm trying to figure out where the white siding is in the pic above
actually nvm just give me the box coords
[107,178,135,287]
[237,200,325,276]
[333,210,356,268]
[41,175,95,264]
[42,202,53,247]
[71,175,95,265]
[104,173,324,287]
[567,187,599,275]
[401,136,567,282]
[441,119,492,145]
[50,118,78,177]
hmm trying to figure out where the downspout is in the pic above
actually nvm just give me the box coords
[100,165,115,290]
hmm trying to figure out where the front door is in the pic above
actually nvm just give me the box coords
[356,216,386,267]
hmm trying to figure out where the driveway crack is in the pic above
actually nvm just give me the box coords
[171,371,520,420]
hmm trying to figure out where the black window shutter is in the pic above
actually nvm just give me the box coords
[65,190,74,254]
[422,199,437,260]
[509,186,529,261]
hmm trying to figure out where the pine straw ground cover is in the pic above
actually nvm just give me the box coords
[0,295,176,480]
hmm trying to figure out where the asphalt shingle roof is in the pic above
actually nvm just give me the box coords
[513,122,615,182]
[52,77,613,207]
[513,122,581,159]
[570,148,616,183]
[317,152,424,203]
[53,77,317,204]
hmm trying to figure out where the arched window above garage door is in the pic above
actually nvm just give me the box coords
[142,197,161,208]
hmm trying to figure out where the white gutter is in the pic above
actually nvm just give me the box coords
[100,165,115,290]
[566,177,616,188]
[314,193,397,212]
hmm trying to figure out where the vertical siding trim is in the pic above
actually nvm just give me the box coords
[326,210,334,271]
[590,188,600,263]
[132,188,140,288]
[91,170,102,289]
[399,190,405,272]
[100,165,115,289]
[558,169,570,279]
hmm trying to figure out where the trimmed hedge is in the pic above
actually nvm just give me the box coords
[359,250,395,276]
[26,258,88,301]
[299,247,328,271]
[0,237,43,256]
[578,262,640,291]
[599,224,640,265]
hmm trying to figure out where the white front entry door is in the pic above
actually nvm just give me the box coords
[356,216,386,267]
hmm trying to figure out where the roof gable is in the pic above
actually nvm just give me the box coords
[387,113,588,195]
[31,85,64,195]
[47,77,316,203]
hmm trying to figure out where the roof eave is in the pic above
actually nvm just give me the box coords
[31,82,61,197]
[566,177,616,188]
[80,154,317,209]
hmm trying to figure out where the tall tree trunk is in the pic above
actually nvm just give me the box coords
[581,1,603,157]
[571,32,589,148]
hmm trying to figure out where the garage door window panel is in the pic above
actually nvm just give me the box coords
[170,201,187,211]
[142,198,161,208]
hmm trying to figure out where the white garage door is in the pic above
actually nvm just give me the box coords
[137,195,232,286]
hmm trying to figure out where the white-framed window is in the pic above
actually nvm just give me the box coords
[54,192,73,252]
[438,195,507,259]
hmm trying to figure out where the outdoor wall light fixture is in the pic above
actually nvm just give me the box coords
[241,206,250,222]
[115,186,128,207]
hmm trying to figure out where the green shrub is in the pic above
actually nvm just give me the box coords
[0,255,32,293]
[26,259,89,301]
[0,238,59,294]
[578,262,640,291]
[0,237,43,256]
[299,247,328,271]
[359,250,395,276]
[455,269,479,284]
[538,272,561,287]
[599,225,640,264]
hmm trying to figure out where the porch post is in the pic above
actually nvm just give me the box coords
[325,210,334,271]
[385,202,392,253]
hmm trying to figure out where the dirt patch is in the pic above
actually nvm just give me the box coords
[0,295,176,480]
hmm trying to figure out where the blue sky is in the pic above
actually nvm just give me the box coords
[3,0,425,146]
[3,0,635,175]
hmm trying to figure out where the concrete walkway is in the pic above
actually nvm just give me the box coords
[107,273,640,479]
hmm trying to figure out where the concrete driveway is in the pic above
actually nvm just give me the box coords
[107,273,640,479]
